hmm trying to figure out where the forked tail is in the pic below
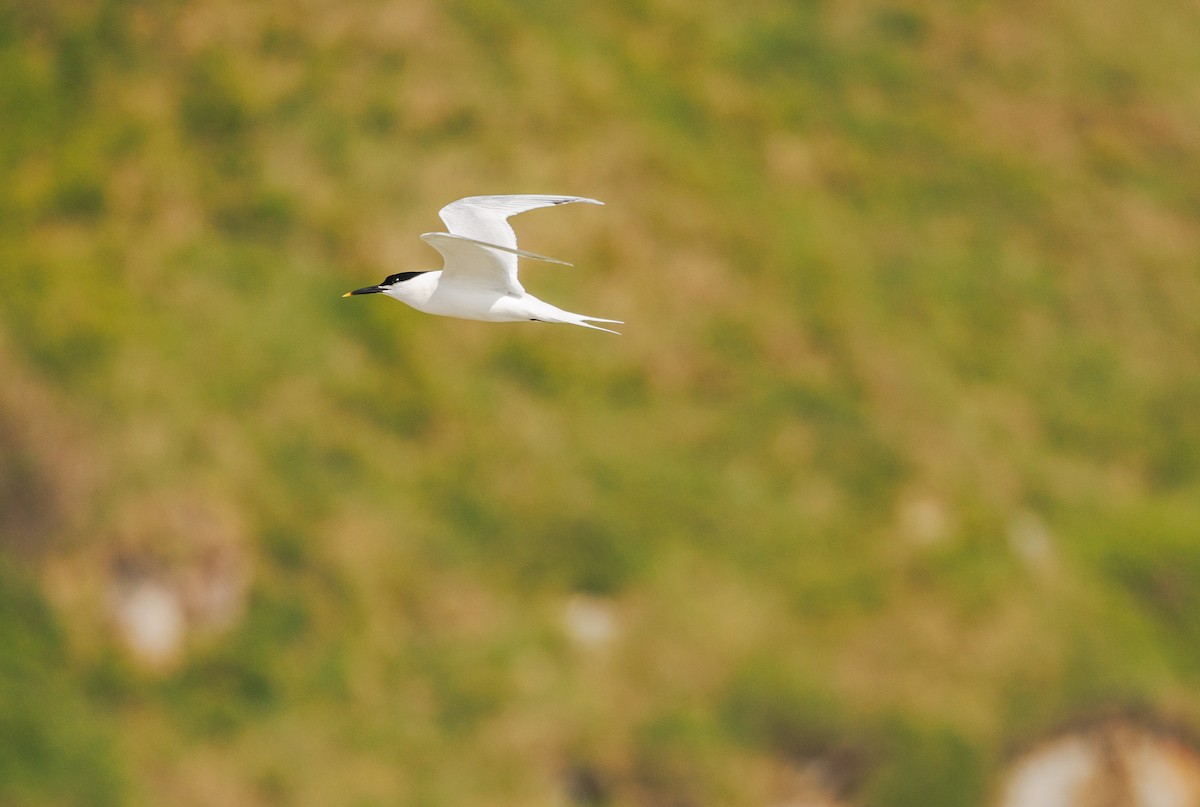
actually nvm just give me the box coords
[570,315,623,335]
[535,304,623,334]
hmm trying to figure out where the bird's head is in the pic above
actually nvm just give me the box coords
[342,271,430,298]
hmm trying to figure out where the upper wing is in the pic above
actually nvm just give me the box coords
[430,233,574,266]
[437,195,604,253]
[420,232,527,295]
[426,195,602,295]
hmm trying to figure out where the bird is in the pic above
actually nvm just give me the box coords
[343,195,622,334]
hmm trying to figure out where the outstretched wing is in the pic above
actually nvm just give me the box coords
[429,233,574,266]
[428,195,603,295]
[420,232,527,295]
[437,195,604,254]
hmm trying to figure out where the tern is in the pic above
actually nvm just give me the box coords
[343,195,622,334]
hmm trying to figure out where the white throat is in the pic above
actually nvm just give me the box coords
[381,271,441,309]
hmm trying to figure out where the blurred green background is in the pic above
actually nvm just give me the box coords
[2,0,1200,804]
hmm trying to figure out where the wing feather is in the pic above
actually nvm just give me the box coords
[423,195,602,296]
[431,233,574,266]
[420,232,524,295]
[437,195,603,252]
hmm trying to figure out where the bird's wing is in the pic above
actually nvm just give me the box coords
[420,232,528,295]
[431,233,574,266]
[437,195,604,253]
[427,196,602,295]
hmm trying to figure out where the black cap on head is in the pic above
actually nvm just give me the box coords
[382,271,428,285]
[343,270,429,297]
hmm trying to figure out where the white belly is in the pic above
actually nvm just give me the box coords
[418,286,540,322]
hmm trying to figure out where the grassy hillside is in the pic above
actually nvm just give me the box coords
[2,0,1200,805]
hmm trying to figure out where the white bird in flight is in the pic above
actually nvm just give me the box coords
[344,195,622,334]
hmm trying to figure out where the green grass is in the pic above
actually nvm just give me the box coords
[0,563,123,806]
[2,0,1200,804]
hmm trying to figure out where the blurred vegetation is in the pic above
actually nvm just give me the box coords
[2,0,1200,804]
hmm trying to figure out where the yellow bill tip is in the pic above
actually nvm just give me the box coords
[341,291,352,298]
